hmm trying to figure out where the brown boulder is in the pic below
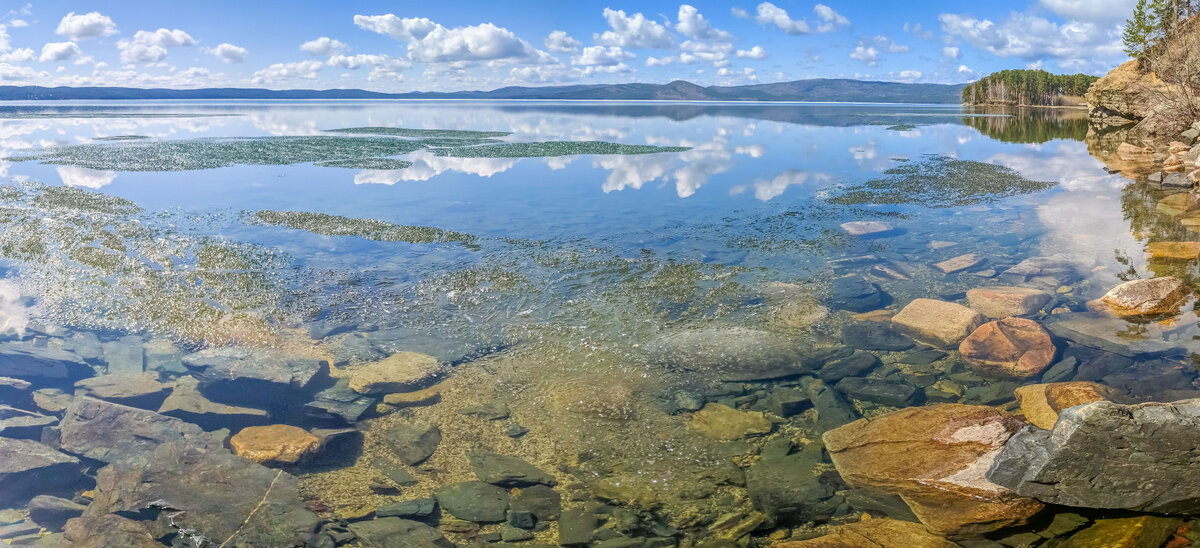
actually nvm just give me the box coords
[348,351,440,395]
[932,254,984,274]
[770,518,957,548]
[966,286,1052,319]
[689,403,772,440]
[823,404,1043,538]
[959,318,1056,378]
[891,299,986,348]
[1100,276,1190,317]
[229,424,320,465]
[1013,382,1111,430]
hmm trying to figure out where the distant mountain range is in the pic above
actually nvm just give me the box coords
[0,78,966,104]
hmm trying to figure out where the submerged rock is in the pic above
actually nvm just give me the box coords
[1099,276,1190,318]
[348,351,441,395]
[966,286,1052,319]
[1059,515,1180,548]
[1012,382,1111,430]
[304,378,376,423]
[891,299,986,348]
[988,399,1200,513]
[645,327,817,381]
[0,438,81,507]
[0,341,90,380]
[959,318,1057,378]
[932,253,985,274]
[230,424,320,465]
[818,350,880,382]
[807,379,860,432]
[57,397,204,466]
[347,517,453,547]
[1000,257,1079,284]
[836,378,922,407]
[435,481,510,522]
[841,322,914,351]
[79,438,323,546]
[840,221,894,236]
[823,404,1043,538]
[746,444,840,523]
[689,403,772,440]
[27,495,85,530]
[829,275,889,313]
[379,421,441,465]
[0,405,56,439]
[772,517,958,547]
[468,450,557,487]
[73,373,171,409]
[158,375,271,431]
[182,347,325,406]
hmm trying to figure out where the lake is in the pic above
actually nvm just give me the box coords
[0,100,1191,546]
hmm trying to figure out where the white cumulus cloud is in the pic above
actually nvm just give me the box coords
[735,46,768,59]
[749,2,849,35]
[355,14,550,63]
[544,30,581,53]
[572,45,635,66]
[209,43,247,63]
[117,28,195,64]
[676,5,733,42]
[39,41,80,63]
[55,12,117,40]
[251,60,323,85]
[300,37,348,57]
[594,8,675,49]
[938,12,1123,69]
[943,46,960,59]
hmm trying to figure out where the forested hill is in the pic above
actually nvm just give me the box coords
[961,70,1099,106]
[0,78,966,104]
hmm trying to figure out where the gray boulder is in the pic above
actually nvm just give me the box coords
[988,399,1200,513]
[79,438,323,547]
[435,481,510,522]
[182,347,325,406]
[347,517,453,547]
[0,342,90,380]
[0,439,80,507]
[0,405,56,439]
[468,450,557,487]
[27,495,85,530]
[644,327,818,381]
[379,422,441,465]
[56,397,204,466]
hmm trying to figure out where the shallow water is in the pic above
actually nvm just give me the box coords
[0,101,1192,546]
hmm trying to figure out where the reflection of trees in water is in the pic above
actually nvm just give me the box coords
[1119,183,1200,285]
[962,107,1090,144]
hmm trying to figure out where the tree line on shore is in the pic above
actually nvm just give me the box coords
[961,70,1098,106]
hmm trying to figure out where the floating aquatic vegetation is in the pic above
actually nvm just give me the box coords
[885,124,917,131]
[827,155,1056,208]
[0,182,294,345]
[314,158,414,170]
[433,141,691,158]
[30,185,143,215]
[326,126,512,139]
[93,135,150,141]
[252,210,477,247]
[8,135,689,172]
[6,136,432,172]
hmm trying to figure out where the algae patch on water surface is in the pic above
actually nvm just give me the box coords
[326,127,512,139]
[314,158,414,170]
[5,136,432,172]
[827,155,1056,208]
[433,141,691,158]
[252,210,478,247]
[7,133,690,172]
[92,135,150,141]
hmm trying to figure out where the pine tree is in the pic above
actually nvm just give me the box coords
[1124,0,1154,58]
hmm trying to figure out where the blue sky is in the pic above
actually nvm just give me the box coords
[0,0,1134,91]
